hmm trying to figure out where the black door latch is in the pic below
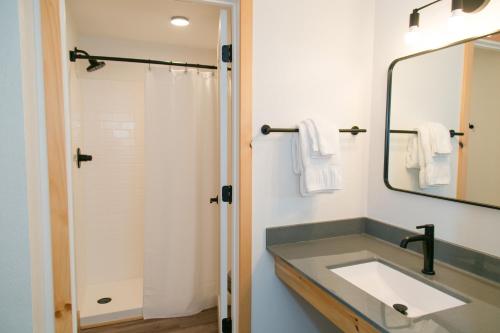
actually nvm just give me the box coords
[222,185,232,204]
[210,195,219,204]
[76,148,92,168]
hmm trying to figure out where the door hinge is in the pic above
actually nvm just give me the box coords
[222,185,232,204]
[222,44,232,63]
[222,317,232,333]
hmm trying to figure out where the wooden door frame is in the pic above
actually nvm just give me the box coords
[40,0,74,332]
[457,42,474,200]
[40,0,253,332]
[239,1,253,332]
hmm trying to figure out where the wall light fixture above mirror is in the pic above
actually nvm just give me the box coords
[405,0,491,44]
[385,30,500,210]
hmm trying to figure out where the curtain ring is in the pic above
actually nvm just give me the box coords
[184,62,188,73]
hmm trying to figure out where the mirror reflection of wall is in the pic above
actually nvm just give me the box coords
[386,32,500,209]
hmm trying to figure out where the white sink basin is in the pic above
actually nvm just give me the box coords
[330,261,466,318]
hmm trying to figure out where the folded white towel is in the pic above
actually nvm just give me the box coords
[416,123,451,188]
[308,118,340,157]
[292,120,342,196]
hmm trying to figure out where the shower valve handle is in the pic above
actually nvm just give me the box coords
[210,195,219,204]
[76,148,93,168]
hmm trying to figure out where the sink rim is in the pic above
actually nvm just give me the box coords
[327,257,470,305]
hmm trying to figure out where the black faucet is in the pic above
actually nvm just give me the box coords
[400,224,435,275]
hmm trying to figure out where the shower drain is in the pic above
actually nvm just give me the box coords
[97,297,112,304]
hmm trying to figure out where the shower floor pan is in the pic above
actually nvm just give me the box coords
[79,278,143,328]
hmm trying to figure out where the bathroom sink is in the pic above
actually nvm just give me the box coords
[329,260,466,318]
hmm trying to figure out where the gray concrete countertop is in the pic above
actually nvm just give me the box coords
[268,233,500,333]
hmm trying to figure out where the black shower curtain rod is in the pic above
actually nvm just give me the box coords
[69,47,221,70]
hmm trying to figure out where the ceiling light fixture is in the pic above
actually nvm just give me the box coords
[171,16,190,27]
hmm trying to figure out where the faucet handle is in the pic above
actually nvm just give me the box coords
[416,224,434,236]
[416,224,434,230]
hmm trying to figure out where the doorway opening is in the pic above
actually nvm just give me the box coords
[63,0,236,330]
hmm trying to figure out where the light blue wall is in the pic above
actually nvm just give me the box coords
[0,0,34,331]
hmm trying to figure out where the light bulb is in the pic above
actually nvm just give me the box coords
[405,25,421,45]
[171,16,190,27]
[449,8,465,31]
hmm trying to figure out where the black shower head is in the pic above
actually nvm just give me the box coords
[86,59,106,72]
[70,48,106,72]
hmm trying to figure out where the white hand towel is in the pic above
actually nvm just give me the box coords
[291,133,302,175]
[309,118,340,157]
[417,123,451,188]
[405,134,419,169]
[304,119,319,155]
[292,133,308,195]
[293,131,313,196]
[429,122,453,155]
[293,121,342,196]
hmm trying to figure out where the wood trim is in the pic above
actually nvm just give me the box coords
[239,0,252,332]
[457,42,474,200]
[275,257,380,333]
[485,34,500,42]
[40,0,73,331]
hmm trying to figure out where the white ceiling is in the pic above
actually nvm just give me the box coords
[67,0,220,50]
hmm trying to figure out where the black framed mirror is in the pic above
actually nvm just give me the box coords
[385,30,500,210]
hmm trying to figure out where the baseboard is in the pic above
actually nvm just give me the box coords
[79,315,143,330]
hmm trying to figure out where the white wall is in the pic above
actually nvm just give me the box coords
[368,0,500,257]
[251,0,374,332]
[0,0,34,331]
[252,1,500,332]
[388,45,464,197]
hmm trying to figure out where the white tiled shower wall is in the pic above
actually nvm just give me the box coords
[76,78,145,286]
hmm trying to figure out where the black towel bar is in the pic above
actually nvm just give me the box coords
[390,129,464,137]
[261,124,367,136]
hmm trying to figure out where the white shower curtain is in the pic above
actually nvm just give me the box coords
[143,67,218,319]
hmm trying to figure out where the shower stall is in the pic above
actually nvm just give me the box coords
[66,1,233,329]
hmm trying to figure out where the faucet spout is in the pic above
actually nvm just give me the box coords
[400,235,425,248]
